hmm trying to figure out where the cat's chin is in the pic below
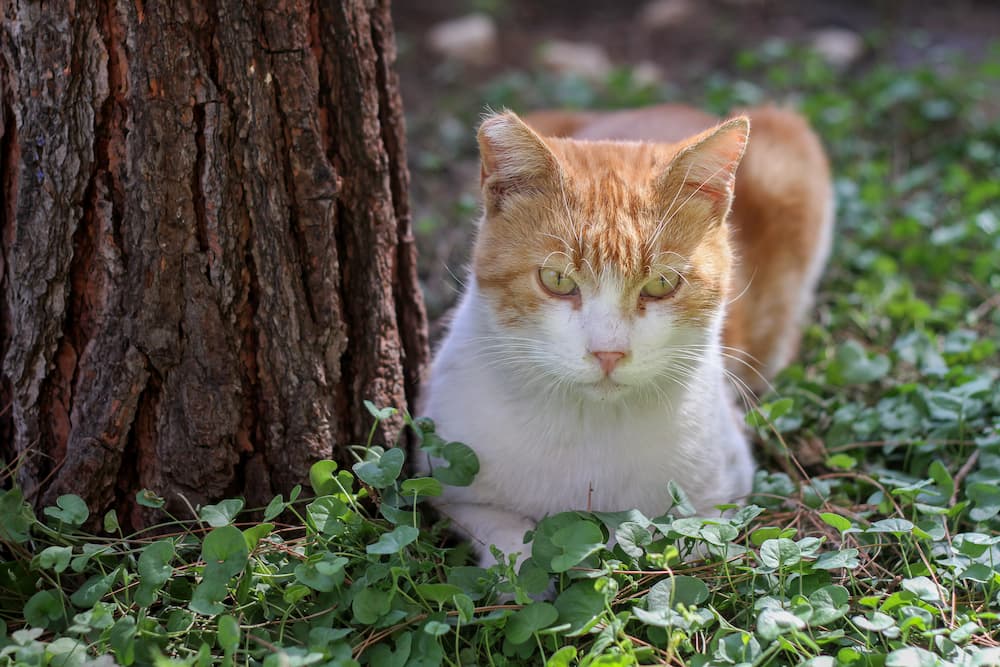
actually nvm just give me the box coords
[576,378,632,401]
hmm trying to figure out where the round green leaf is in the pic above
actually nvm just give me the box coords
[366,525,419,555]
[432,441,480,486]
[550,521,605,572]
[759,538,801,569]
[0,488,33,543]
[70,573,115,608]
[400,477,443,498]
[813,548,860,570]
[309,460,339,495]
[354,447,406,489]
[190,525,249,616]
[807,585,850,625]
[135,539,175,608]
[44,495,89,527]
[647,575,710,609]
[135,489,165,509]
[352,587,392,624]
[554,581,606,635]
[24,590,65,629]
[757,607,806,640]
[819,512,852,533]
[307,496,347,536]
[199,499,244,527]
[263,494,285,521]
[38,545,73,573]
[217,615,240,653]
[103,509,120,534]
[424,619,451,637]
[505,602,558,644]
[415,583,465,603]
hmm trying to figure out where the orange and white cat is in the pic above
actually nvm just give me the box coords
[420,104,833,566]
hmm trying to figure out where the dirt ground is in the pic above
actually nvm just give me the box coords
[393,1,1000,98]
[389,0,1000,330]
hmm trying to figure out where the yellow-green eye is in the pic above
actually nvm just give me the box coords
[538,268,578,296]
[641,273,680,299]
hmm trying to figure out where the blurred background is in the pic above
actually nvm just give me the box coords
[390,1,1000,336]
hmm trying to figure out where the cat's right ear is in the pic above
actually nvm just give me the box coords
[478,111,560,212]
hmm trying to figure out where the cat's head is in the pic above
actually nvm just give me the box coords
[471,110,748,401]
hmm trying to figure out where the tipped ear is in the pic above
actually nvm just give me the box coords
[653,116,750,225]
[478,111,560,211]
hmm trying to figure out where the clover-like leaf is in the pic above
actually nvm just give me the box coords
[309,460,339,495]
[759,538,801,570]
[505,602,558,644]
[190,525,249,616]
[400,477,443,498]
[827,340,891,385]
[199,499,244,527]
[532,514,604,572]
[136,539,175,608]
[70,572,115,609]
[432,441,480,487]
[295,554,348,592]
[647,576,710,610]
[614,522,653,558]
[757,607,806,640]
[901,576,944,604]
[807,585,850,625]
[554,581,606,635]
[24,590,65,629]
[813,548,860,570]
[366,525,419,555]
[135,489,165,509]
[44,495,89,528]
[37,546,73,573]
[0,488,33,543]
[415,583,465,604]
[217,614,241,655]
[354,447,405,489]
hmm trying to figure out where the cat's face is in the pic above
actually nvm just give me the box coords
[471,112,748,401]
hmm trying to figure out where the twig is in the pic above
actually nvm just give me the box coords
[950,450,981,507]
[971,293,1000,321]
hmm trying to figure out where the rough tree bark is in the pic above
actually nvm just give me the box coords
[0,0,427,529]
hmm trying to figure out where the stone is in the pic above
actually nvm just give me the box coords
[639,0,693,29]
[810,27,865,68]
[426,13,498,66]
[539,40,613,81]
[632,60,664,87]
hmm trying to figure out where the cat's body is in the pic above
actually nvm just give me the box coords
[419,104,833,565]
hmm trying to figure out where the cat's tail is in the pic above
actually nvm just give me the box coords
[521,109,601,138]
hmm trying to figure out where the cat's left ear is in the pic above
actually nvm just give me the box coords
[653,116,750,226]
[478,111,560,212]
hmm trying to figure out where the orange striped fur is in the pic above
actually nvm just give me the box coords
[515,104,834,392]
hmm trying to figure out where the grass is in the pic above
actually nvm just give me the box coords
[2,37,1000,667]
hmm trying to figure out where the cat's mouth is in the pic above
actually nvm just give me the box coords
[586,377,627,398]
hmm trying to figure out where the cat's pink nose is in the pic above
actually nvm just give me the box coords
[592,351,626,375]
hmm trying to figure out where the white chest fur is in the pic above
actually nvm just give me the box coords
[419,287,755,565]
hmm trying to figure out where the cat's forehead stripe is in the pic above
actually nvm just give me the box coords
[541,139,690,271]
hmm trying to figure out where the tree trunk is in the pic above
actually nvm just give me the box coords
[0,0,427,529]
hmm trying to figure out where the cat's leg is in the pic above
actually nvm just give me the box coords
[437,503,536,568]
[724,106,835,393]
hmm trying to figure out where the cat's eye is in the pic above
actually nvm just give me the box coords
[538,268,578,296]
[641,273,680,299]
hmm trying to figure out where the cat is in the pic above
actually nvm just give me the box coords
[418,103,834,568]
